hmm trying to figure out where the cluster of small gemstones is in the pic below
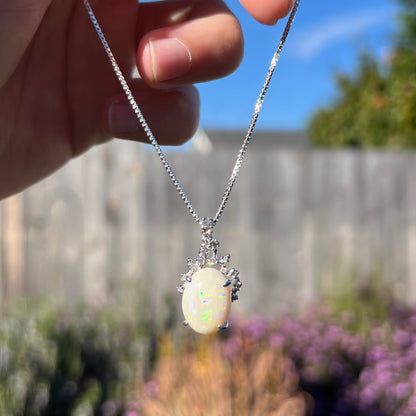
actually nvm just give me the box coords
[177,218,242,301]
[229,269,242,302]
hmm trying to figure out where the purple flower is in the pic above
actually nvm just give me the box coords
[325,325,343,343]
[391,382,411,400]
[394,329,412,348]
[366,346,387,364]
[246,315,269,340]
[396,407,414,416]
[269,332,285,349]
[407,393,416,410]
[360,385,377,405]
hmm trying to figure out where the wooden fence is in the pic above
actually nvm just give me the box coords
[1,140,416,315]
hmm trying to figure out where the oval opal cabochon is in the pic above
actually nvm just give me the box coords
[182,267,231,334]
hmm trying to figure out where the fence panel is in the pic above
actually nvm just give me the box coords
[1,141,416,314]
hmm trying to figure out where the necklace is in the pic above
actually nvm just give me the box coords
[83,0,301,334]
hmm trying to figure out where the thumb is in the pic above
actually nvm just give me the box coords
[0,0,52,86]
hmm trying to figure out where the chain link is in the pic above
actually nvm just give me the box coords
[82,0,301,227]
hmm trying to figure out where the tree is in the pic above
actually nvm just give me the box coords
[309,0,416,147]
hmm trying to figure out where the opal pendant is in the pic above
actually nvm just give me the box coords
[182,267,231,334]
[178,218,242,334]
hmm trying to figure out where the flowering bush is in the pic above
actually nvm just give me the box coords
[234,308,416,415]
[133,293,416,416]
[3,281,416,416]
[344,305,416,416]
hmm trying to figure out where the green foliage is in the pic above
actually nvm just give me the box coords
[309,0,416,147]
[324,271,393,334]
[0,299,151,416]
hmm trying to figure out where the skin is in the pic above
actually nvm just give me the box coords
[0,0,294,199]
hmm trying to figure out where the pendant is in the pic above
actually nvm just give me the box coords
[178,218,242,334]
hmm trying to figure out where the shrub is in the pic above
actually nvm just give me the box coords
[0,301,151,416]
[134,292,416,416]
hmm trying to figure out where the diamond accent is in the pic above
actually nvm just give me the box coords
[177,218,242,306]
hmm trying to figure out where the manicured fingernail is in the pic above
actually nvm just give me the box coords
[107,100,138,134]
[143,38,192,83]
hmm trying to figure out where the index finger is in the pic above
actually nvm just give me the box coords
[239,0,294,25]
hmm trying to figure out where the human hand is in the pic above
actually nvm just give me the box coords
[0,0,294,199]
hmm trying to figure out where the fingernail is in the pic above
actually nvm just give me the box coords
[143,38,192,83]
[168,6,193,25]
[107,100,139,135]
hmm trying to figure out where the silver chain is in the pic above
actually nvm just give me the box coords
[82,0,301,227]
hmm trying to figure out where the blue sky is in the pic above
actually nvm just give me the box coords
[197,0,399,131]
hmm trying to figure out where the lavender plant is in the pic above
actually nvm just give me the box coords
[134,285,416,416]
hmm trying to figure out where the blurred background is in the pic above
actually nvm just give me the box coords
[1,0,416,415]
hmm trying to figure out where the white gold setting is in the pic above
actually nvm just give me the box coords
[177,218,242,301]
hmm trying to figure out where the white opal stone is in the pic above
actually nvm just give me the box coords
[182,267,231,334]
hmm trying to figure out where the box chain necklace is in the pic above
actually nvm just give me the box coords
[82,0,301,334]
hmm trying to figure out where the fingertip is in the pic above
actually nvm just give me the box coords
[239,0,294,25]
